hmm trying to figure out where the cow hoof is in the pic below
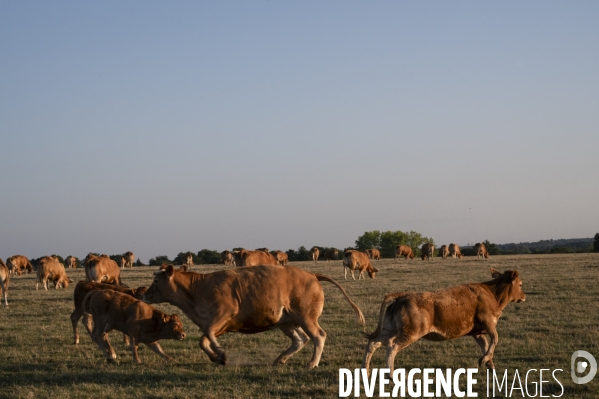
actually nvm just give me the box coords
[306,361,318,369]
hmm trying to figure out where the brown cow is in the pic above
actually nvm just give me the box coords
[238,249,278,267]
[122,251,134,269]
[440,244,449,259]
[65,255,78,269]
[143,265,365,368]
[362,268,526,373]
[310,247,320,263]
[367,249,381,260]
[474,242,489,259]
[343,250,379,280]
[232,250,243,267]
[449,243,463,259]
[6,255,34,276]
[71,281,147,345]
[420,243,435,261]
[395,245,415,261]
[84,253,122,285]
[274,251,289,266]
[221,250,234,266]
[0,259,9,307]
[322,248,339,261]
[36,256,73,290]
[83,290,185,363]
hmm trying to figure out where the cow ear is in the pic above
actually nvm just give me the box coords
[162,314,169,323]
[490,268,501,278]
[165,265,175,279]
[510,270,520,283]
[68,278,74,283]
[373,267,379,272]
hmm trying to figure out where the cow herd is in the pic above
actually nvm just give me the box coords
[0,240,522,373]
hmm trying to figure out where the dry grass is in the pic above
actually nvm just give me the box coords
[0,254,598,398]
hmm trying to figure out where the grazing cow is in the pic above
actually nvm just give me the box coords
[0,259,9,307]
[343,250,379,280]
[367,249,381,261]
[36,256,73,290]
[420,243,435,261]
[238,249,278,267]
[65,255,78,269]
[275,251,289,266]
[6,255,34,276]
[310,247,320,263]
[255,248,269,253]
[449,243,463,259]
[474,243,489,259]
[395,245,415,262]
[232,250,243,267]
[83,290,185,363]
[84,253,122,285]
[362,268,526,374]
[71,281,148,345]
[221,250,234,266]
[143,265,365,368]
[322,248,339,261]
[440,245,449,259]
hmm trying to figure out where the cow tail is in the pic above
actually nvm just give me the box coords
[82,291,95,314]
[364,292,403,340]
[314,274,365,328]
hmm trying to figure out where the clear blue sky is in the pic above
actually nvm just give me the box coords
[1,1,598,261]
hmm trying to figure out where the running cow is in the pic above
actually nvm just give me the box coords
[362,268,526,373]
[143,265,365,368]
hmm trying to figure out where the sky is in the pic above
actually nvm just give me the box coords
[1,1,598,262]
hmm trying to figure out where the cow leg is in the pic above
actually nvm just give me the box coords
[478,322,498,369]
[1,283,7,307]
[351,270,356,280]
[473,334,494,369]
[145,342,174,362]
[272,325,310,366]
[344,266,347,280]
[385,334,421,375]
[92,322,117,362]
[295,319,326,369]
[70,309,83,345]
[362,340,383,374]
[199,334,227,365]
[123,333,131,348]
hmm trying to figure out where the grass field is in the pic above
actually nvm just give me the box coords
[1,253,598,398]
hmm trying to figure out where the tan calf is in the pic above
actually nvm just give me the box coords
[395,245,414,261]
[449,243,463,259]
[440,244,449,259]
[84,253,122,285]
[362,268,526,374]
[420,243,435,261]
[6,255,33,276]
[83,290,185,363]
[310,247,320,263]
[474,242,489,259]
[275,251,289,266]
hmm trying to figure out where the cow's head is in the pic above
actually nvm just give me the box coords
[367,266,379,279]
[144,265,177,304]
[59,277,74,289]
[409,252,415,259]
[491,268,526,303]
[133,286,148,299]
[155,312,186,340]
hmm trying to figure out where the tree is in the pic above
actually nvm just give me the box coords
[197,249,221,265]
[594,233,599,253]
[149,255,171,266]
[355,231,381,251]
[482,240,499,256]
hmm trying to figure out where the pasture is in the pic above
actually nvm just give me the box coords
[1,254,598,398]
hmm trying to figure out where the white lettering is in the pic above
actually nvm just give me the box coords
[540,369,550,397]
[525,369,538,397]
[454,368,465,398]
[510,369,525,397]
[407,368,422,397]
[379,368,390,397]
[392,369,405,397]
[552,369,564,398]
[362,368,377,397]
[492,369,508,396]
[339,369,352,397]
[437,368,452,396]
[423,369,434,397]
[467,368,478,397]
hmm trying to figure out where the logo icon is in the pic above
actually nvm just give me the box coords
[571,350,597,384]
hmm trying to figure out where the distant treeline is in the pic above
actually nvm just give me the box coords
[26,234,599,267]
